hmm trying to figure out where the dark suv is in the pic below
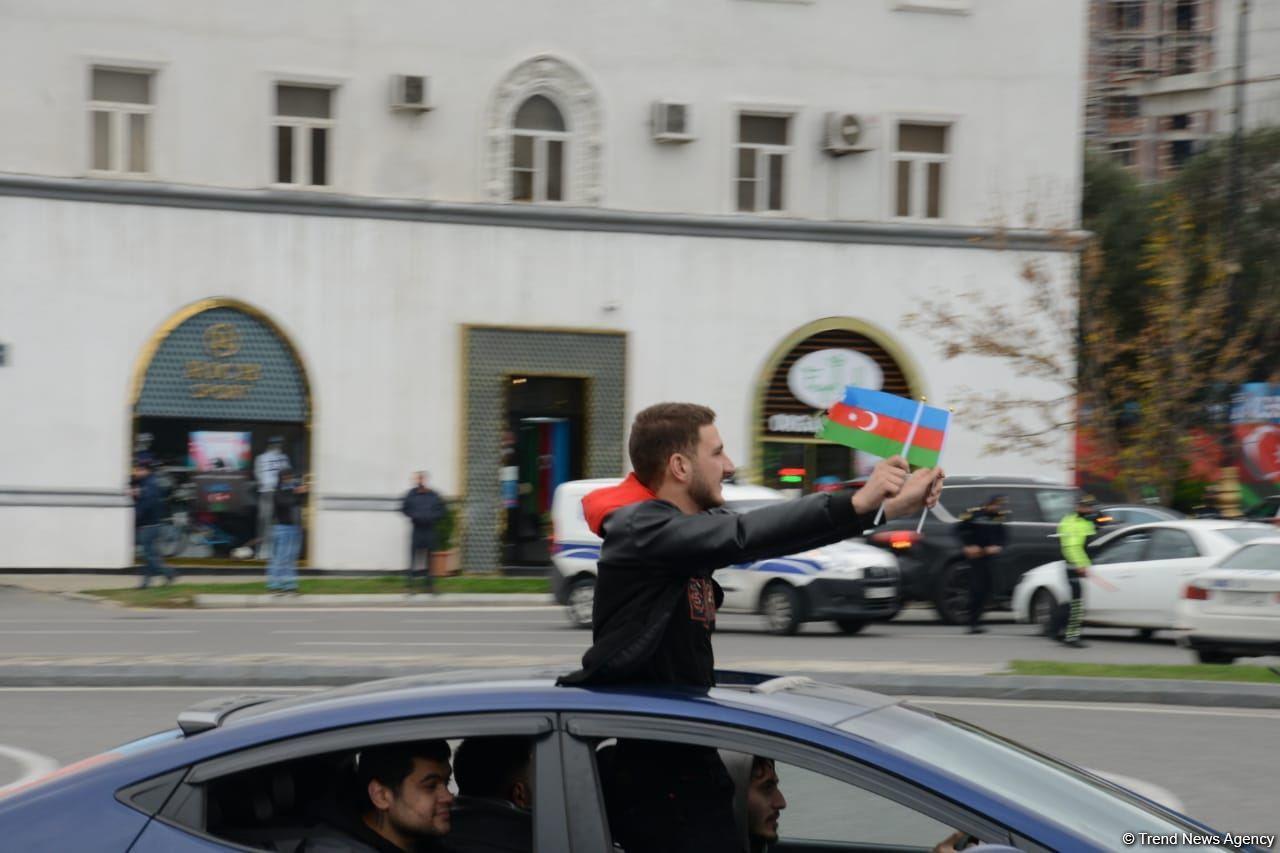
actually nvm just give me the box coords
[867,476,1079,624]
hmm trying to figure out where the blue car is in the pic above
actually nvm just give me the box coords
[0,670,1254,852]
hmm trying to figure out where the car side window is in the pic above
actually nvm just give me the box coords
[938,486,983,519]
[1093,531,1151,565]
[764,758,958,848]
[1005,489,1044,523]
[1145,529,1200,560]
[1033,489,1077,525]
[577,733,1010,852]
[153,726,544,852]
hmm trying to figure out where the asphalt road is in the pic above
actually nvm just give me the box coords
[6,586,1274,674]
[0,687,1275,838]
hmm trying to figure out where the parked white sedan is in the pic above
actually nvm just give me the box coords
[1012,520,1273,638]
[1177,537,1280,664]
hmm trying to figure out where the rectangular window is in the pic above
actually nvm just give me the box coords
[735,113,790,213]
[1113,42,1146,72]
[1109,141,1137,167]
[273,84,334,187]
[88,67,154,175]
[1107,96,1141,119]
[892,122,949,220]
[1110,1,1144,31]
[1176,1,1196,32]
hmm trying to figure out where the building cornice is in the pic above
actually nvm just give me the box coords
[0,173,1087,253]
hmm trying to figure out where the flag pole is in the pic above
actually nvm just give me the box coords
[873,396,926,526]
[915,408,953,534]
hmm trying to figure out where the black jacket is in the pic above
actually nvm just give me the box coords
[133,474,164,527]
[956,507,1007,550]
[558,489,874,689]
[273,484,305,526]
[447,796,532,853]
[403,488,446,545]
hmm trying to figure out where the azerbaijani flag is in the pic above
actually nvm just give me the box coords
[819,387,949,468]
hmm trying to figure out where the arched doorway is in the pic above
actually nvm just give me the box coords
[129,299,312,564]
[753,318,924,493]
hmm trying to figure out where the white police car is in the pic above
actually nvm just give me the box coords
[550,478,901,635]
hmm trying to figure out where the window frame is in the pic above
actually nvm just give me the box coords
[1144,527,1202,561]
[732,106,797,215]
[151,712,559,851]
[889,116,954,222]
[1091,529,1154,564]
[269,77,341,190]
[562,713,1014,850]
[86,63,159,178]
[509,93,572,204]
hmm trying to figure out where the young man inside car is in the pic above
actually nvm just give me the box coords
[559,402,943,853]
[448,735,535,853]
[300,739,454,853]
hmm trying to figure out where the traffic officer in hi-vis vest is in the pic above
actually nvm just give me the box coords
[1054,494,1098,648]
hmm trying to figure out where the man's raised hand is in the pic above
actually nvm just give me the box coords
[851,456,909,516]
[883,468,945,520]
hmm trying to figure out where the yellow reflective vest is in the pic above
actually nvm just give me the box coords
[1058,512,1095,569]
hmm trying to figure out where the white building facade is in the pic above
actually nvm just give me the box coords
[0,0,1086,571]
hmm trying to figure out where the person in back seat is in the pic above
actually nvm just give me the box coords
[300,740,454,852]
[447,736,534,853]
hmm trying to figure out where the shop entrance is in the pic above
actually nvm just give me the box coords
[502,375,586,565]
[130,300,311,564]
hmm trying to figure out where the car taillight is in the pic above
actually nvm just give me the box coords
[1183,585,1210,601]
[870,530,922,550]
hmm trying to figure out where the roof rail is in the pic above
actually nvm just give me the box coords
[177,694,281,736]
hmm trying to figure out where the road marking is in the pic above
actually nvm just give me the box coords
[297,641,586,648]
[0,686,317,693]
[274,629,582,635]
[0,744,60,794]
[0,625,197,630]
[910,697,1280,720]
[202,606,557,614]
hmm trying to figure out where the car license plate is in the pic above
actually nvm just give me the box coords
[1226,591,1271,607]
[865,586,895,599]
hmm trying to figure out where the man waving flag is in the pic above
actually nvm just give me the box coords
[819,387,949,469]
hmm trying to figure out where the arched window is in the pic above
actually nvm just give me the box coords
[511,95,568,203]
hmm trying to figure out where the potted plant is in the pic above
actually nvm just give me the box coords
[430,499,461,577]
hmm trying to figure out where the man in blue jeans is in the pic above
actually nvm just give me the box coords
[132,460,174,588]
[267,468,308,593]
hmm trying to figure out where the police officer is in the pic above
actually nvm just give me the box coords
[956,494,1007,634]
[1054,494,1097,648]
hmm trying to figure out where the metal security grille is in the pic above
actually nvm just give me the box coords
[136,307,308,422]
[762,328,911,438]
[462,327,626,571]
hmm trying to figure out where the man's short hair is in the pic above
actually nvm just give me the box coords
[750,755,775,780]
[358,739,451,805]
[628,403,717,489]
[453,736,533,800]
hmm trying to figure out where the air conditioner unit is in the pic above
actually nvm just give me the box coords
[823,112,877,154]
[390,75,431,112]
[651,101,694,143]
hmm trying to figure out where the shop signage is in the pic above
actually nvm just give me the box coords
[768,413,823,434]
[185,323,265,400]
[787,348,884,410]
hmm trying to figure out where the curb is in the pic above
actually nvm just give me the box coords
[192,593,555,607]
[1,665,1277,708]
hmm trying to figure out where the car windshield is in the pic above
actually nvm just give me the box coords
[840,704,1229,850]
[1216,543,1280,571]
[725,499,785,514]
[1035,489,1079,524]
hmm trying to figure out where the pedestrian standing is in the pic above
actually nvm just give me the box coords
[402,471,446,593]
[253,436,291,560]
[956,494,1007,634]
[1053,495,1097,648]
[132,459,174,588]
[266,467,306,593]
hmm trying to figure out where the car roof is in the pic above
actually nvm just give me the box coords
[216,669,898,734]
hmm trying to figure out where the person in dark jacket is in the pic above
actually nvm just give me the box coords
[402,471,446,592]
[266,468,307,593]
[558,402,943,853]
[132,459,174,588]
[955,494,1008,634]
[448,736,534,853]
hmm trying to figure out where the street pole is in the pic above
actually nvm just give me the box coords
[1218,0,1249,517]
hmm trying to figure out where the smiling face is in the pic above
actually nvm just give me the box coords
[366,756,454,848]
